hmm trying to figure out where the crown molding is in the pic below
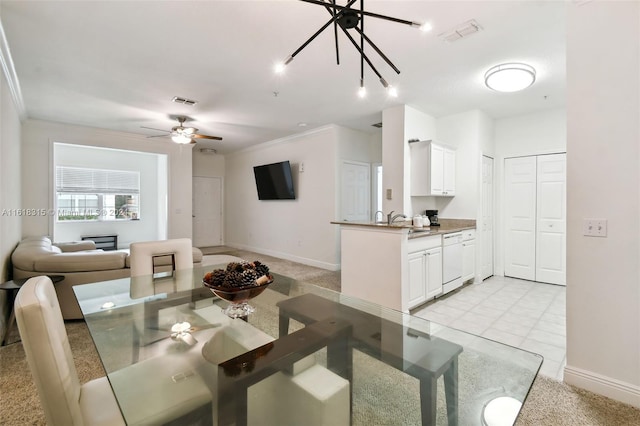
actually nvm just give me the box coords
[0,20,26,120]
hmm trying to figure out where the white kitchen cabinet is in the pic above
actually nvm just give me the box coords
[408,251,427,307]
[425,247,443,299]
[410,140,456,196]
[462,229,476,283]
[407,235,443,309]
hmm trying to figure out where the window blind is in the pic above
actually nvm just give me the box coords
[56,166,140,194]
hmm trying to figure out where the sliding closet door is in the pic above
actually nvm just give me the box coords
[536,154,566,285]
[504,154,566,285]
[504,157,537,281]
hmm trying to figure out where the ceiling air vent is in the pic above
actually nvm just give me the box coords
[438,19,483,43]
[372,122,383,128]
[171,96,198,106]
[199,148,218,154]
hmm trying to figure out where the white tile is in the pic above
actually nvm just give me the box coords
[469,304,505,320]
[540,312,566,326]
[430,303,468,318]
[533,320,566,336]
[526,328,566,349]
[481,328,525,348]
[442,298,477,312]
[508,306,545,320]
[449,317,491,336]
[519,338,566,362]
[499,312,539,329]
[460,311,497,327]
[538,358,563,380]
[491,319,533,337]
[478,298,514,312]
[413,310,454,326]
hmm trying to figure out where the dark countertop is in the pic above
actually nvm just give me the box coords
[331,219,476,239]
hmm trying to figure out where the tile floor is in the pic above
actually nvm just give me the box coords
[412,275,566,380]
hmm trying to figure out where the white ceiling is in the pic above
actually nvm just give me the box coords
[1,0,566,154]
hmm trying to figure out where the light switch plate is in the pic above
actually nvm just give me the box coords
[583,218,607,237]
[386,189,392,200]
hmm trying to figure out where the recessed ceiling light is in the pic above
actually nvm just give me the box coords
[297,122,308,127]
[484,63,536,92]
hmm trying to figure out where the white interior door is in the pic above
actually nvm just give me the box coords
[481,156,494,280]
[504,157,537,281]
[192,176,222,247]
[341,161,370,221]
[536,154,566,285]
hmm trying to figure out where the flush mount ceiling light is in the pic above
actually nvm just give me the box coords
[275,0,431,97]
[484,63,536,92]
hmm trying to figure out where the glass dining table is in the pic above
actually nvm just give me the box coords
[73,266,542,426]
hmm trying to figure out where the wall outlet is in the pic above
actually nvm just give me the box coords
[583,218,607,237]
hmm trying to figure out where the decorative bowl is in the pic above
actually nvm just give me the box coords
[203,277,273,318]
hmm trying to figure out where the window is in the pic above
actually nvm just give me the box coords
[55,166,140,221]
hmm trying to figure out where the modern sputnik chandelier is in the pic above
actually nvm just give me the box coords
[275,0,431,98]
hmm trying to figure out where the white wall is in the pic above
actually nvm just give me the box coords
[53,143,166,247]
[193,149,225,178]
[0,52,23,336]
[564,1,640,407]
[21,119,193,242]
[495,108,566,157]
[382,105,438,217]
[225,125,340,269]
[432,110,490,219]
[493,108,566,276]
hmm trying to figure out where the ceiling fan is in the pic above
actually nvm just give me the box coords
[142,116,222,144]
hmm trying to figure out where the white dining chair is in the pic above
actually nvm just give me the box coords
[129,238,194,277]
[15,276,212,426]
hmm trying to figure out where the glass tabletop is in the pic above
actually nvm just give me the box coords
[74,266,542,426]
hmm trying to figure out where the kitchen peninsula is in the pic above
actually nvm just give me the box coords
[332,219,476,313]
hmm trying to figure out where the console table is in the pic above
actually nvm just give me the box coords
[81,234,118,251]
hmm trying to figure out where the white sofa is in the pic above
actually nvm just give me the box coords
[11,236,203,320]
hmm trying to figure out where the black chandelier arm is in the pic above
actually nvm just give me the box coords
[352,26,400,75]
[288,0,358,61]
[298,0,418,27]
[336,20,385,82]
[360,0,364,84]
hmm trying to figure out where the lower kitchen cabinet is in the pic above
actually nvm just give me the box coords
[462,229,476,283]
[408,238,443,309]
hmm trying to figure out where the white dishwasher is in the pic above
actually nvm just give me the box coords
[442,232,464,294]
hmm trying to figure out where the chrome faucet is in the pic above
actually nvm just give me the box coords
[374,210,385,223]
[387,210,407,225]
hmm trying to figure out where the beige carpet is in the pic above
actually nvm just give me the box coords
[1,247,639,425]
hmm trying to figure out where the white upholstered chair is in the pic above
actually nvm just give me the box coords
[15,276,212,426]
[129,238,194,277]
[15,276,125,425]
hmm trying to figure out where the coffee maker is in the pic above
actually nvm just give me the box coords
[425,209,440,226]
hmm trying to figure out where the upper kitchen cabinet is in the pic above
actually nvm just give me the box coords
[410,140,456,196]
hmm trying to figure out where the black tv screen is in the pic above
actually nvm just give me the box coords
[253,161,295,200]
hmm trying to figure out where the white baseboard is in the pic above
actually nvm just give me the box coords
[564,365,640,408]
[226,243,340,272]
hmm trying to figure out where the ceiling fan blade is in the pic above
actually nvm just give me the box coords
[141,126,170,132]
[146,134,169,139]
[193,134,223,141]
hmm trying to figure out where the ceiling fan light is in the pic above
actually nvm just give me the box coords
[485,63,536,92]
[171,134,192,144]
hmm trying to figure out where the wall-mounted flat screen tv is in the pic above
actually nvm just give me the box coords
[253,160,295,200]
